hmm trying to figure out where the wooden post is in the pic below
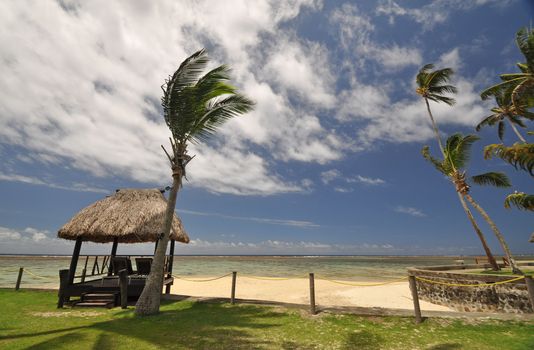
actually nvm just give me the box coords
[409,275,422,324]
[92,256,98,275]
[15,267,23,291]
[119,269,128,309]
[231,271,237,304]
[68,238,82,285]
[81,268,87,283]
[57,269,69,308]
[524,276,534,312]
[108,237,119,276]
[83,255,89,272]
[165,240,176,295]
[309,273,316,315]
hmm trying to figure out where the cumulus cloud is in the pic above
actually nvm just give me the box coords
[330,4,422,71]
[0,0,340,196]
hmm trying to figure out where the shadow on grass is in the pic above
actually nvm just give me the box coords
[342,330,383,350]
[1,300,284,349]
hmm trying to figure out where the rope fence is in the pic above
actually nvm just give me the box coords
[7,267,534,323]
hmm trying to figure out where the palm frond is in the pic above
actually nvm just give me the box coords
[516,27,534,68]
[162,49,254,146]
[446,133,479,170]
[471,172,511,187]
[498,121,505,141]
[504,192,534,211]
[421,146,448,175]
[475,114,499,132]
[484,143,534,175]
[480,78,526,100]
[188,94,255,144]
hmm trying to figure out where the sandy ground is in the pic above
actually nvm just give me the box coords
[170,276,453,312]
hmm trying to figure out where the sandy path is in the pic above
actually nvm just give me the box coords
[170,276,453,312]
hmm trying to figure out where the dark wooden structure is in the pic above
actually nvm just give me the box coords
[56,189,189,308]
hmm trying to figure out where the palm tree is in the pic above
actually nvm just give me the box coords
[416,64,500,270]
[416,63,458,154]
[481,27,534,113]
[484,140,534,211]
[422,133,522,274]
[476,86,532,143]
[135,49,254,316]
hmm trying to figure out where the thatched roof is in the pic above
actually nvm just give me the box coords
[58,189,189,244]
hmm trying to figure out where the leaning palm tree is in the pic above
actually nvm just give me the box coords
[423,133,522,274]
[416,64,500,270]
[476,86,532,143]
[481,27,534,113]
[416,63,458,154]
[135,49,254,316]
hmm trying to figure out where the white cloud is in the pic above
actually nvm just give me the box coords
[330,4,422,71]
[394,206,426,217]
[348,175,386,186]
[178,209,320,228]
[320,169,341,184]
[0,172,109,194]
[376,0,512,30]
[338,48,488,146]
[0,0,340,197]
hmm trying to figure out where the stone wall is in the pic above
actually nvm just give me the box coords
[408,263,534,314]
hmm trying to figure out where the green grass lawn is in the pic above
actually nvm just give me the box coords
[1,289,533,349]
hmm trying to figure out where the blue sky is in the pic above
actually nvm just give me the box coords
[0,0,532,256]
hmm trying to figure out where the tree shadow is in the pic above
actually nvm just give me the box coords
[342,330,384,350]
[1,300,284,349]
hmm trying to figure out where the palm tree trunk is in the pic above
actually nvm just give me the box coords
[135,168,182,316]
[506,118,527,143]
[424,97,446,156]
[457,193,499,270]
[464,194,522,274]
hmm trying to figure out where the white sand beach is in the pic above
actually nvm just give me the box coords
[170,276,453,312]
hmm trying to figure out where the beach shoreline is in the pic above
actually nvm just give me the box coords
[25,275,453,312]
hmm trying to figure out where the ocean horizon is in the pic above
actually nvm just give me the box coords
[2,254,533,288]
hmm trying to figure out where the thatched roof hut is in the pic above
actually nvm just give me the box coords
[58,189,189,243]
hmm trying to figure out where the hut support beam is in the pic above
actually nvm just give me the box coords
[108,237,119,276]
[165,240,175,294]
[68,238,82,285]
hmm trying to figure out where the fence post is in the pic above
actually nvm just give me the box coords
[309,273,316,315]
[409,275,422,324]
[15,267,24,291]
[119,269,128,309]
[230,271,237,304]
[57,269,69,308]
[81,268,87,283]
[524,276,534,312]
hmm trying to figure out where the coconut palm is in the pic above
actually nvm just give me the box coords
[135,49,254,316]
[416,64,500,270]
[476,86,532,143]
[422,133,522,274]
[481,27,534,113]
[416,64,458,154]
